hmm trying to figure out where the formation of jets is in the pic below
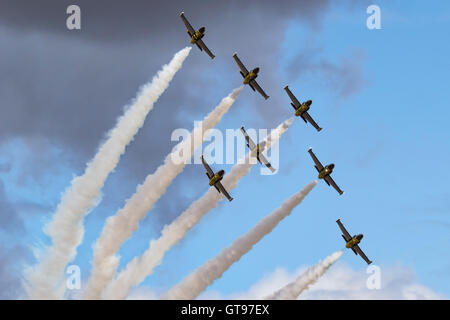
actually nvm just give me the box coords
[180,12,373,265]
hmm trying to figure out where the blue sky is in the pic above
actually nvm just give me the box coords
[1,1,449,299]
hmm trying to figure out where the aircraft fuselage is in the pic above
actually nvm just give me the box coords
[190,27,205,44]
[294,100,312,117]
[209,170,224,186]
[243,68,259,84]
[346,234,364,248]
[250,144,261,162]
[318,164,334,179]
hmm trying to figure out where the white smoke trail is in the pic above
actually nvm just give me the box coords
[162,180,317,300]
[265,250,343,300]
[24,47,192,300]
[83,87,243,299]
[101,118,294,300]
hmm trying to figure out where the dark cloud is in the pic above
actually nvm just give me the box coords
[286,45,366,99]
[0,0,367,233]
[0,1,331,171]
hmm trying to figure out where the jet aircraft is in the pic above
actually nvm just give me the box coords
[180,12,215,59]
[284,85,322,132]
[337,219,372,265]
[308,148,344,195]
[233,53,269,99]
[201,155,233,201]
[240,126,275,173]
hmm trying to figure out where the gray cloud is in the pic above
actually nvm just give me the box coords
[0,0,367,229]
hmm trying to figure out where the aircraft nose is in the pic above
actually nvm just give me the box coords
[306,100,312,106]
[199,26,205,33]
[254,67,260,73]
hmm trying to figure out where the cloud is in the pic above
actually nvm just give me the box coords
[199,263,445,300]
[0,0,337,181]
[117,262,445,300]
[0,0,369,232]
[286,45,367,99]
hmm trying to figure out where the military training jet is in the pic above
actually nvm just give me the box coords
[284,85,322,132]
[240,126,275,173]
[201,155,233,201]
[336,219,372,265]
[180,12,215,59]
[233,53,269,100]
[308,148,344,195]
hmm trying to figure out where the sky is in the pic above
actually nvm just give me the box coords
[0,0,449,299]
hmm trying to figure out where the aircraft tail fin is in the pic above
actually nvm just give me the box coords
[239,71,246,79]
[213,184,221,193]
[314,165,321,173]
[248,82,256,91]
[351,247,358,255]
[195,42,203,51]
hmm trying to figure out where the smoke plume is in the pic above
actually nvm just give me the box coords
[266,250,343,300]
[101,118,294,299]
[24,47,191,299]
[162,180,317,300]
[83,87,243,299]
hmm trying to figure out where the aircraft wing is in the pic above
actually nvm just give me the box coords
[250,80,269,100]
[353,245,373,265]
[201,155,215,178]
[233,53,249,76]
[257,153,276,173]
[197,39,215,59]
[307,148,324,171]
[215,181,233,202]
[336,219,352,242]
[324,175,344,195]
[284,86,301,108]
[302,112,322,132]
[180,12,196,35]
[240,126,257,150]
